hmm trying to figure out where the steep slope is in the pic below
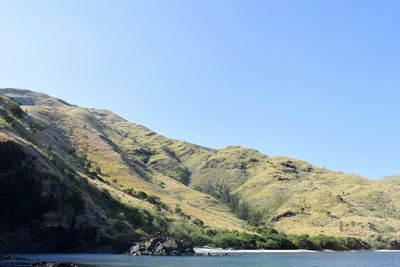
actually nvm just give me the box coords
[71,92,400,245]
[0,98,164,252]
[20,105,245,230]
[0,89,246,253]
[170,144,400,243]
[233,160,400,239]
[89,101,400,245]
[1,88,400,250]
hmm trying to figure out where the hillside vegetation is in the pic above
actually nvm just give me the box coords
[1,88,400,251]
[382,175,400,186]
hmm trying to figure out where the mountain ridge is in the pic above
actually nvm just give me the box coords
[1,88,400,252]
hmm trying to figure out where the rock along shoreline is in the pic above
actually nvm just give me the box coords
[125,236,195,256]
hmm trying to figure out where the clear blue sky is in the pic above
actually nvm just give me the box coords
[1,0,399,179]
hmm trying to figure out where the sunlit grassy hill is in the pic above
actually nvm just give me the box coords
[382,175,400,186]
[0,89,245,252]
[178,145,400,243]
[1,88,400,251]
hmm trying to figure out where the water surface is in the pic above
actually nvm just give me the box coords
[5,252,400,267]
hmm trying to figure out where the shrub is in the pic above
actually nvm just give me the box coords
[0,117,6,128]
[213,232,248,249]
[137,191,148,199]
[95,166,102,175]
[147,195,161,205]
[193,218,205,227]
[29,122,44,133]
[256,239,281,249]
[288,234,316,249]
[65,146,76,155]
[175,203,182,214]
[123,188,136,196]
[5,101,23,118]
[310,234,341,250]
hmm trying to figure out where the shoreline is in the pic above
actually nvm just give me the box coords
[194,247,400,254]
[194,247,316,254]
[1,250,400,265]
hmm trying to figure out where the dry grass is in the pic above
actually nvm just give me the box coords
[4,89,400,245]
[22,104,247,231]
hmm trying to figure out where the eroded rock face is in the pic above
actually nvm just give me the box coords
[127,237,195,256]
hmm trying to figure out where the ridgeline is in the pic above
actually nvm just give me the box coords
[0,88,399,253]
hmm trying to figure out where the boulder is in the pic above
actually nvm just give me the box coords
[127,236,194,256]
[271,211,296,222]
[390,240,400,250]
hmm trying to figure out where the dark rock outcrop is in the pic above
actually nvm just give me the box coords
[271,211,296,222]
[126,237,195,256]
[390,240,400,250]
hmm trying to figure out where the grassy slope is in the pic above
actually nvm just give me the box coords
[84,97,400,244]
[2,88,400,248]
[0,97,147,252]
[1,89,245,232]
[382,175,400,186]
[179,145,400,243]
[234,160,400,239]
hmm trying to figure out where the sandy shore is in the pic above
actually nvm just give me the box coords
[194,247,317,254]
[194,247,400,254]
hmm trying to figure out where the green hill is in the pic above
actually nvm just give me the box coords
[1,88,400,252]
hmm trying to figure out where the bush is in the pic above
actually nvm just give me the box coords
[0,117,6,128]
[256,239,281,249]
[175,203,182,214]
[211,183,263,226]
[289,234,316,249]
[193,218,205,227]
[311,234,340,250]
[147,195,161,205]
[123,188,136,196]
[165,224,370,250]
[137,191,148,199]
[65,146,76,155]
[213,233,248,249]
[5,101,23,118]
